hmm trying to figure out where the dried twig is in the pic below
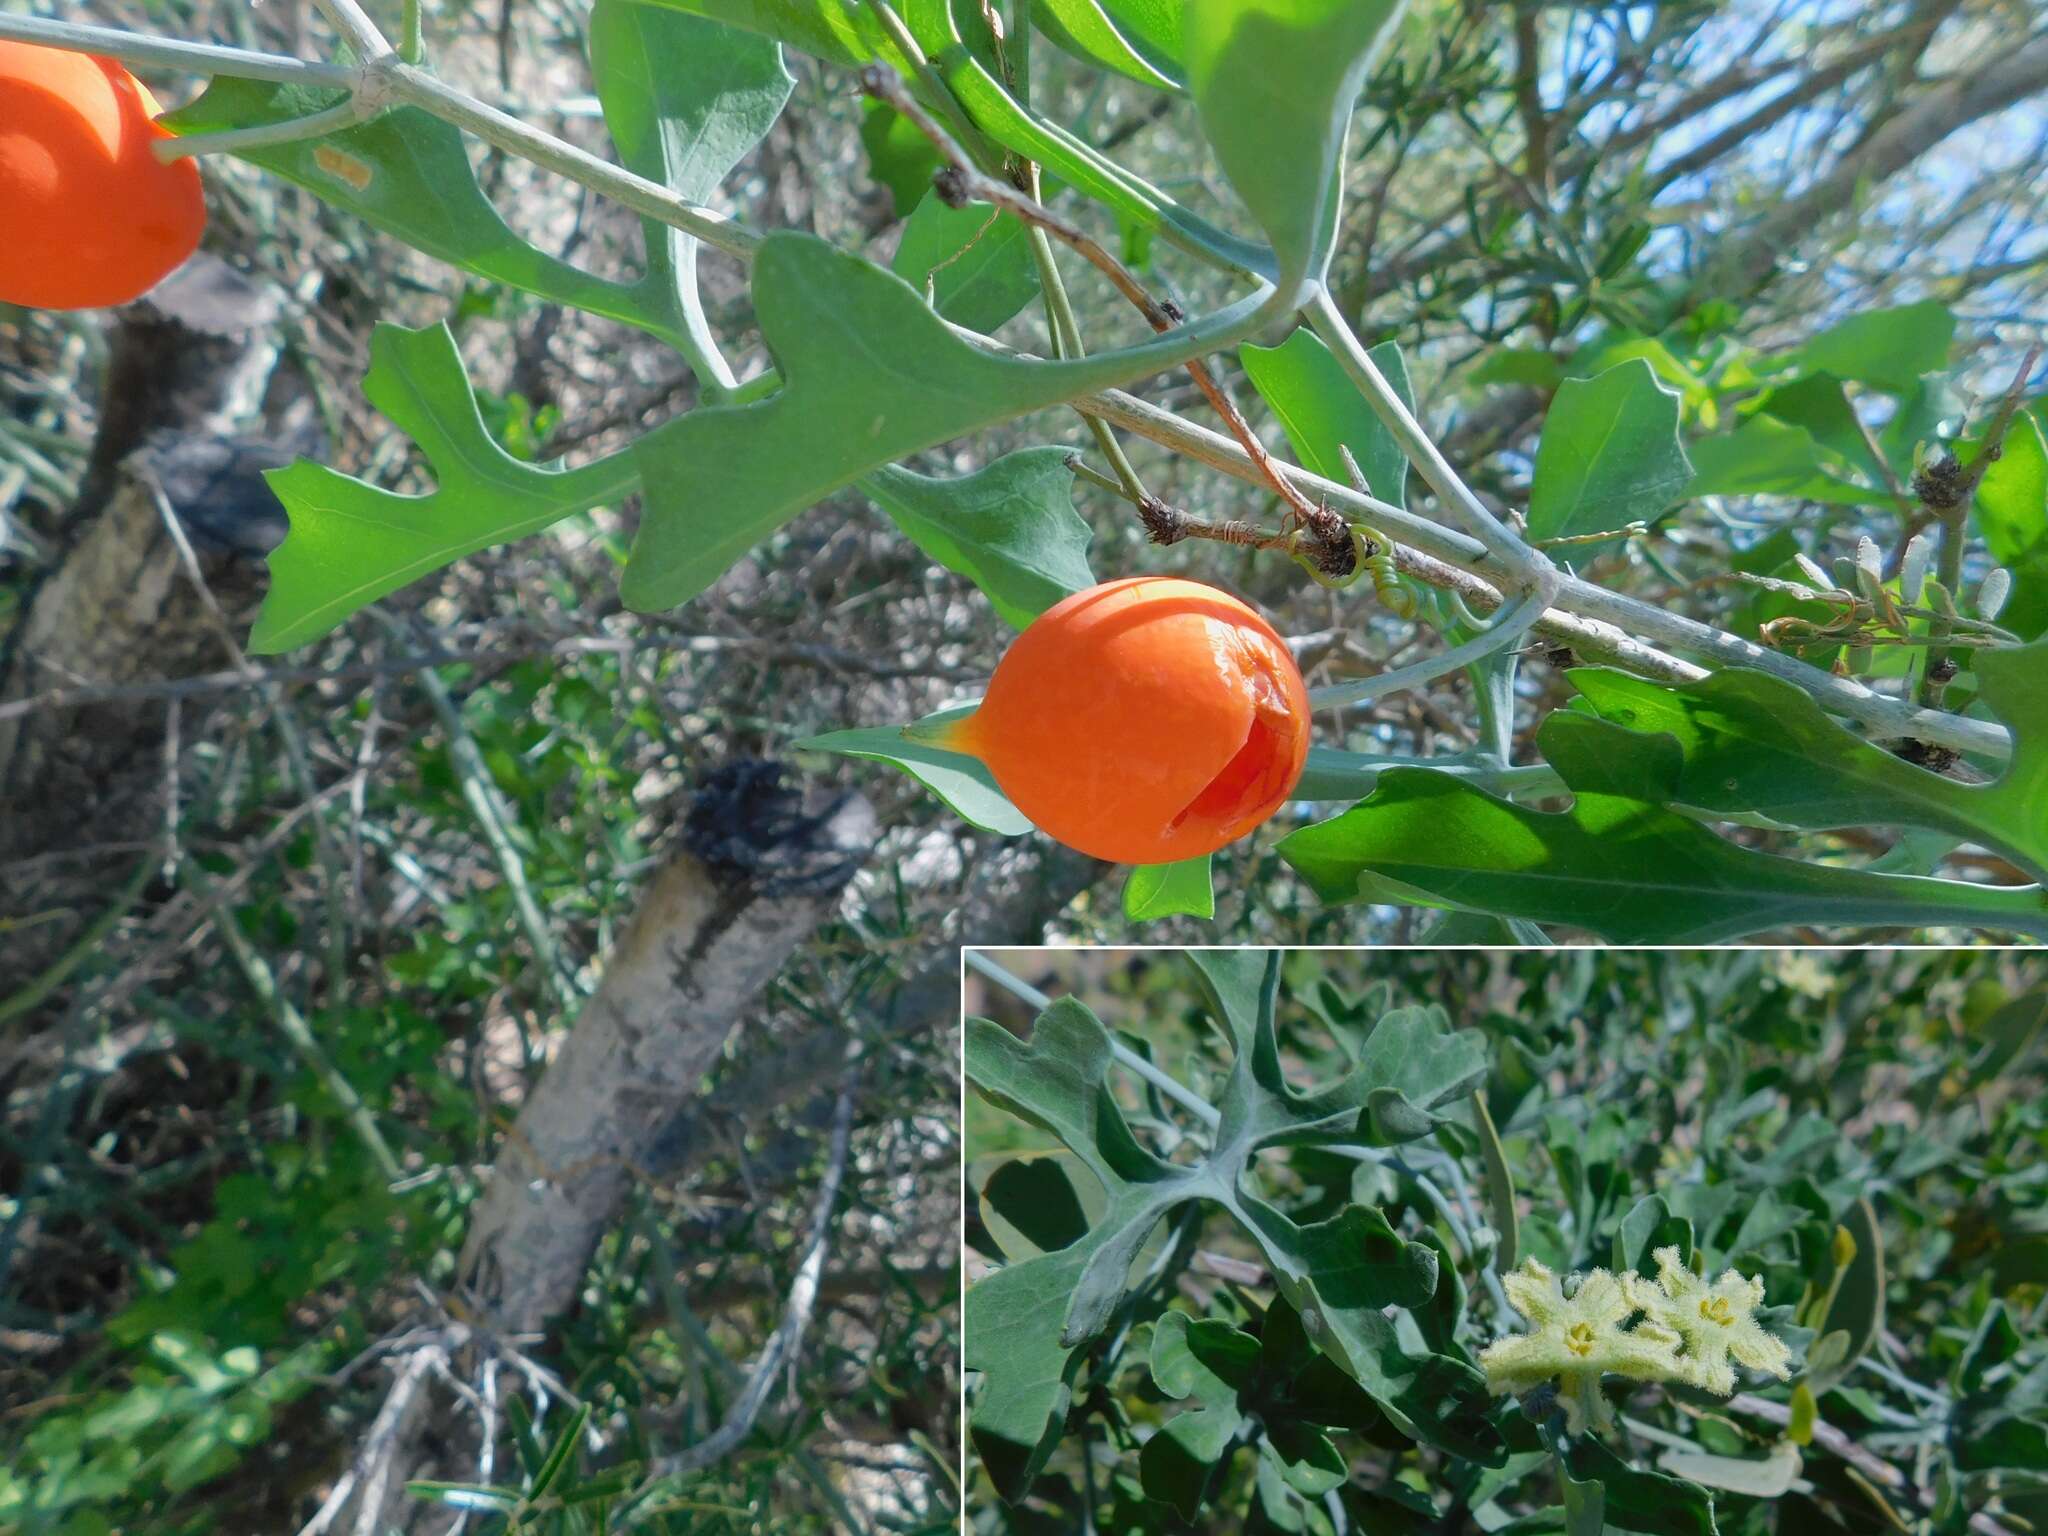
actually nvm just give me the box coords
[1915,343,2042,711]
[647,1050,860,1481]
[297,1338,451,1536]
[1727,1393,2019,1536]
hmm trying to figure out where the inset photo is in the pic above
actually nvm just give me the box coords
[963,946,2047,1534]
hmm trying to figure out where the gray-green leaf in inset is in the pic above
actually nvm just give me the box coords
[1567,1437,1720,1536]
[981,1158,1090,1257]
[966,956,1502,1501]
[587,0,793,384]
[890,192,1040,334]
[796,708,1031,836]
[863,448,1094,629]
[1242,329,1412,509]
[1123,856,1215,922]
[1569,643,2048,885]
[250,324,637,653]
[162,81,692,350]
[1613,1194,1693,1277]
[1277,711,2048,943]
[1142,1313,1255,1521]
[1184,0,1404,284]
[622,233,1269,609]
[1808,1197,1883,1393]
[1528,359,1692,546]
[1473,1094,1518,1272]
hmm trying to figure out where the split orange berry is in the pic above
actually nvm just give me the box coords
[941,576,1311,865]
[0,41,205,310]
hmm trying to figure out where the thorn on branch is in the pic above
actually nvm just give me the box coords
[1137,494,1188,546]
[1294,502,1359,581]
[1911,453,1970,514]
[932,165,974,209]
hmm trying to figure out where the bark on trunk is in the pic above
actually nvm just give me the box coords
[457,764,877,1336]
[0,257,291,990]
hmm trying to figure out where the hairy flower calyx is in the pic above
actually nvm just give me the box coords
[1482,1250,1792,1432]
[1627,1245,1794,1395]
[1478,1259,1680,1432]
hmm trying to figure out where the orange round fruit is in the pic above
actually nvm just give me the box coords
[0,41,205,310]
[942,576,1311,865]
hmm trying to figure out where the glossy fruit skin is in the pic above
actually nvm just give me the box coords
[946,576,1310,865]
[0,42,205,310]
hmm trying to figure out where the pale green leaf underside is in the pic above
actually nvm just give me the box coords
[1184,0,1403,283]
[1123,857,1215,922]
[797,708,1030,836]
[163,79,690,350]
[864,448,1096,630]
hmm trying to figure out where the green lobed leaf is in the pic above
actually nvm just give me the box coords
[1034,0,1183,89]
[1566,1437,1719,1536]
[1975,410,2047,566]
[1559,1450,1607,1536]
[249,324,635,653]
[1142,1313,1255,1520]
[1183,0,1403,283]
[622,233,1267,609]
[587,0,794,384]
[796,707,1031,836]
[965,956,1501,1500]
[1758,373,1894,495]
[1568,642,2048,884]
[1242,329,1412,509]
[162,80,690,350]
[890,192,1040,334]
[1808,1197,1884,1394]
[1528,359,1693,546]
[1687,414,1881,507]
[1277,710,2048,943]
[1787,300,1955,396]
[863,448,1095,629]
[649,0,1267,275]
[1122,857,1215,923]
[860,101,943,217]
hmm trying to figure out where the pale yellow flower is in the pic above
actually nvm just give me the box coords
[1628,1245,1793,1394]
[1480,1259,1682,1432]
